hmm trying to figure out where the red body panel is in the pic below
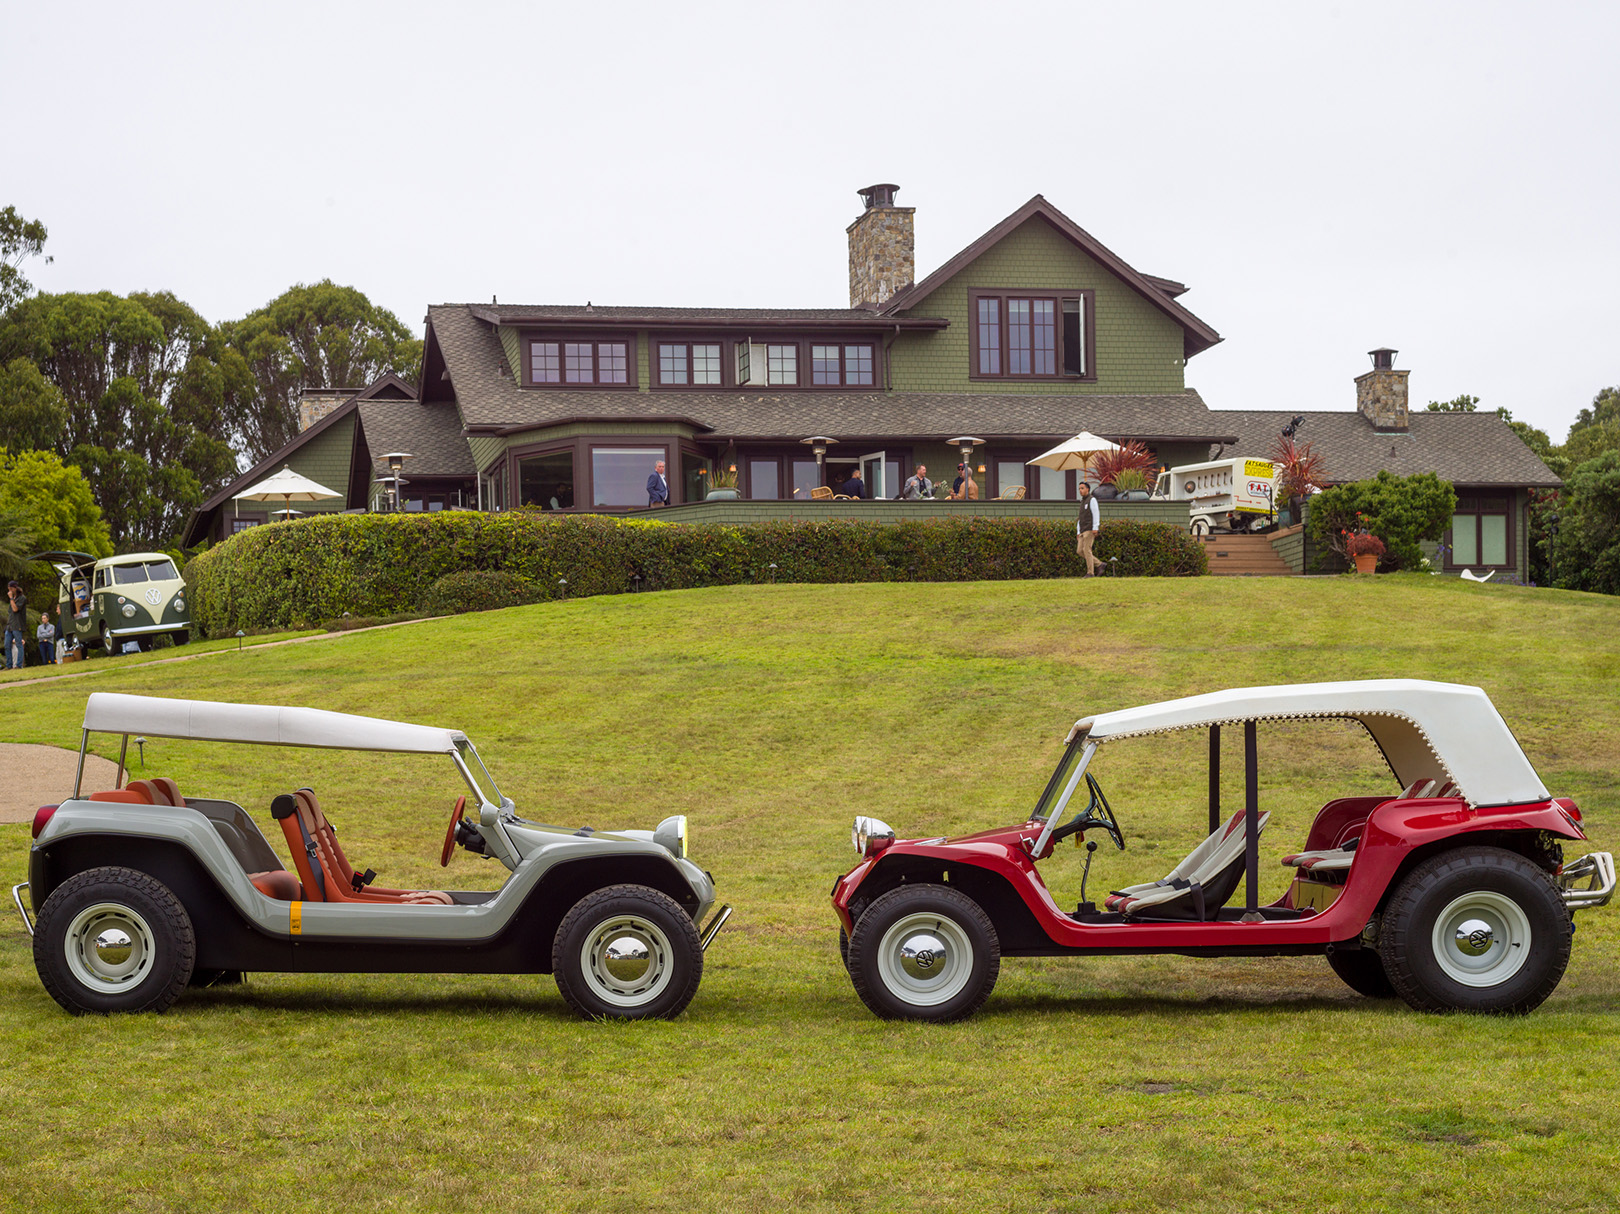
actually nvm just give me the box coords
[831,798,1585,953]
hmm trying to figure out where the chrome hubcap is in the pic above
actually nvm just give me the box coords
[579,916,673,1008]
[876,912,973,1007]
[64,903,156,993]
[1432,892,1531,987]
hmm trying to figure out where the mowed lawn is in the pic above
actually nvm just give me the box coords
[1,574,1617,1214]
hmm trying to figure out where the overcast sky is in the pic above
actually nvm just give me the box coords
[7,0,1616,440]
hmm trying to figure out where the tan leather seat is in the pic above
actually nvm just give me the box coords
[273,789,451,905]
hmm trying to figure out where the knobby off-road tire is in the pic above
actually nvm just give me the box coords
[1326,947,1396,998]
[1378,846,1571,1014]
[847,885,1000,1022]
[552,884,703,1020]
[35,867,196,1014]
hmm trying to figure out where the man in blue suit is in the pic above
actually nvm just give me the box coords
[647,459,670,507]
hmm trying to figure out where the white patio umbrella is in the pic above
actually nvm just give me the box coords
[1026,431,1122,476]
[233,465,343,521]
[1030,434,1121,486]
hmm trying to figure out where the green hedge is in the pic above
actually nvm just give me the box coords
[184,513,1207,636]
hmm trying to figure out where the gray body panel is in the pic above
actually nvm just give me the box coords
[32,801,715,944]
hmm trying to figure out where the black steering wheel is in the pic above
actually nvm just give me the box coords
[1052,773,1125,850]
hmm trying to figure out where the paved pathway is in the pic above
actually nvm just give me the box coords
[0,617,441,693]
[0,744,120,824]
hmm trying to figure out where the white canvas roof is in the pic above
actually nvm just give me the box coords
[82,693,467,755]
[1068,679,1549,808]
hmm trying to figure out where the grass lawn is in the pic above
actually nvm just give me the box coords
[1,573,1617,1213]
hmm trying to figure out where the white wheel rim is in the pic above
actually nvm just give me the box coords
[875,911,974,1007]
[578,915,674,1008]
[1430,890,1532,987]
[64,902,156,993]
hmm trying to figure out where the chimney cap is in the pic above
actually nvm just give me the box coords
[1368,347,1398,370]
[857,183,901,210]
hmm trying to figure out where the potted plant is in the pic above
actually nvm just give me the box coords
[1268,434,1329,527]
[1111,468,1152,501]
[1091,441,1156,502]
[704,463,741,501]
[1345,530,1386,574]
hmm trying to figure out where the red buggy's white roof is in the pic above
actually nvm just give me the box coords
[1068,679,1550,809]
[82,693,467,755]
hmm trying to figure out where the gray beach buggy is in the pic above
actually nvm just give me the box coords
[17,693,730,1018]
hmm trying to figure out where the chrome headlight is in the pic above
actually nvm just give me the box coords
[852,815,895,858]
[173,598,186,613]
[121,603,137,618]
[654,814,688,860]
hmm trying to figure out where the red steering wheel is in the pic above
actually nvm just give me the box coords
[441,795,467,867]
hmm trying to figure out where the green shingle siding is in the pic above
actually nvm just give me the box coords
[273,414,356,517]
[498,327,521,379]
[891,217,1188,395]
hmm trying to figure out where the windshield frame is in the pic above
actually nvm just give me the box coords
[1031,738,1098,856]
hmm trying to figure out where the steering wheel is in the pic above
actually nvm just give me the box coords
[440,795,467,867]
[1052,773,1125,851]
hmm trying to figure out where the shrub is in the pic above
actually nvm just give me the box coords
[1307,472,1456,571]
[184,513,1208,636]
[420,569,537,615]
[1550,449,1620,595]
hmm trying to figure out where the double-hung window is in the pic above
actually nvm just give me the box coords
[810,343,876,387]
[529,339,630,386]
[972,291,1092,380]
[658,342,723,386]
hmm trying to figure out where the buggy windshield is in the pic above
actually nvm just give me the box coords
[1033,735,1095,823]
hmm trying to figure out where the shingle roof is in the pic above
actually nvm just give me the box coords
[358,398,474,478]
[428,304,1235,444]
[1213,409,1561,488]
[465,303,944,328]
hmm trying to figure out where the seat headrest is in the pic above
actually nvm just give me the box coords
[270,793,299,820]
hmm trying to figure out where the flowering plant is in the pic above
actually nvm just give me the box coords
[1344,530,1386,557]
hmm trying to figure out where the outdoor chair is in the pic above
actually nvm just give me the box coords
[810,486,834,500]
[996,486,1027,500]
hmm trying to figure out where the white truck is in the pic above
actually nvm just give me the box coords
[1153,458,1277,535]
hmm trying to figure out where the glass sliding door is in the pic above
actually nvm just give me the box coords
[593,446,667,508]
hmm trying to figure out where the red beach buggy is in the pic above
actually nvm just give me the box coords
[832,680,1613,1020]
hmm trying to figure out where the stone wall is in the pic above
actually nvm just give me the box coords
[847,206,915,307]
[1355,368,1410,431]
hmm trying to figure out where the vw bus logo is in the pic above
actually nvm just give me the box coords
[144,587,162,606]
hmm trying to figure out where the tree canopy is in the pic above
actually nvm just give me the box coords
[0,447,113,593]
[0,206,51,313]
[219,281,421,463]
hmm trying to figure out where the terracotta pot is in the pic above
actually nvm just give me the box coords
[1353,553,1378,575]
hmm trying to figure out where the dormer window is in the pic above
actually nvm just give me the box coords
[811,343,875,387]
[971,290,1093,381]
[658,342,723,386]
[528,339,630,386]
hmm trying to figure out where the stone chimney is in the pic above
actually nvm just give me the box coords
[298,388,353,433]
[847,183,914,307]
[1355,347,1409,432]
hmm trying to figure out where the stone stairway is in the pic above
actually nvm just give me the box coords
[1198,533,1296,577]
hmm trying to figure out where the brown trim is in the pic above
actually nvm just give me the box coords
[470,304,946,331]
[463,414,713,436]
[878,196,1222,359]
[968,288,1096,383]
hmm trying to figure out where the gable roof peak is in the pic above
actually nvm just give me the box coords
[879,192,1222,360]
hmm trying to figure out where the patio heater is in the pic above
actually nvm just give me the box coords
[381,452,414,511]
[949,436,985,488]
[800,436,837,487]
